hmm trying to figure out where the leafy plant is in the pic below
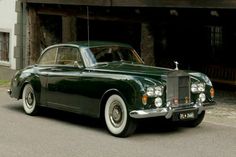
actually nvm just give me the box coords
[0,80,10,87]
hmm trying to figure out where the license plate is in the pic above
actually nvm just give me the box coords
[179,112,195,120]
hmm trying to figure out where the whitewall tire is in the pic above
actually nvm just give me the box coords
[22,84,38,115]
[104,94,136,137]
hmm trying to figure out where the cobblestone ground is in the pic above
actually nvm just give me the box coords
[205,89,236,127]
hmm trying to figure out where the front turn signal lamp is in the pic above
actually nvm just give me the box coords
[142,94,148,105]
[210,88,215,98]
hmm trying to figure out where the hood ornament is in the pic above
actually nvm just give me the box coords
[174,61,179,70]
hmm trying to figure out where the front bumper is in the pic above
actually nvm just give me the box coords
[129,101,216,119]
[7,89,12,96]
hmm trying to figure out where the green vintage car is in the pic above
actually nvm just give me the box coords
[8,41,216,137]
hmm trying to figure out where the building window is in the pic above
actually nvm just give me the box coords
[210,26,222,50]
[0,32,9,62]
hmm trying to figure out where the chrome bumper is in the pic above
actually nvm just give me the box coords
[7,89,12,95]
[129,101,216,119]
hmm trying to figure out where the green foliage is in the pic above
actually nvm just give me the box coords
[0,80,10,87]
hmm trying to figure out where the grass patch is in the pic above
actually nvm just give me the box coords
[0,80,10,87]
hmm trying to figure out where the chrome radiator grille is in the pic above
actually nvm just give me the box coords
[167,70,191,107]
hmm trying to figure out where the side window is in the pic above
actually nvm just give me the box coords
[56,47,83,67]
[0,32,9,62]
[92,47,114,62]
[38,48,57,65]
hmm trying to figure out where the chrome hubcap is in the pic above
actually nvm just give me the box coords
[25,90,34,108]
[109,101,123,128]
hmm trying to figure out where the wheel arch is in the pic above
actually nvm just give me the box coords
[102,89,137,137]
[99,89,127,118]
[19,77,41,105]
[98,77,145,118]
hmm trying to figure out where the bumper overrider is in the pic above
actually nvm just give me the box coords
[129,101,216,119]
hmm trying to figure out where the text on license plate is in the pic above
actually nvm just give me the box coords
[179,112,195,120]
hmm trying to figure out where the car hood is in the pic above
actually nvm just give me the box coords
[90,62,174,81]
[89,62,210,85]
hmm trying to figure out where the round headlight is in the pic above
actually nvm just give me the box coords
[146,87,155,97]
[191,83,198,93]
[154,97,162,107]
[154,86,163,96]
[199,93,206,102]
[191,83,205,93]
[198,83,205,92]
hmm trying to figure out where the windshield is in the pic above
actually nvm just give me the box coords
[83,46,143,66]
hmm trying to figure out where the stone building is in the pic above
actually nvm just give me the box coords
[0,0,17,80]
[13,0,236,85]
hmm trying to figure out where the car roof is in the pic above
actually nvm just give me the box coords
[66,41,133,48]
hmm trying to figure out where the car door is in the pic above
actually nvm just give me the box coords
[46,46,84,113]
[37,46,58,106]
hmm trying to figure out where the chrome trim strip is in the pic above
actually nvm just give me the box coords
[129,101,216,119]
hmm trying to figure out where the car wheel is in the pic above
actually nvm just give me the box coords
[180,111,205,127]
[104,94,136,137]
[22,84,38,115]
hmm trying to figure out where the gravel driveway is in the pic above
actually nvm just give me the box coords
[1,86,236,127]
[205,89,236,127]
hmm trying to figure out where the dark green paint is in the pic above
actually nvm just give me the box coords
[9,41,215,118]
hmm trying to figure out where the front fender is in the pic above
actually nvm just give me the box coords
[104,76,165,113]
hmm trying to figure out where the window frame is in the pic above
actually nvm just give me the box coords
[0,31,10,64]
[37,47,58,66]
[37,45,84,68]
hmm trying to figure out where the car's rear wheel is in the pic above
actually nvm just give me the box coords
[22,84,38,115]
[104,94,136,137]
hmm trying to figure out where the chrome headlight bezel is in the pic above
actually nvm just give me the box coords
[199,93,206,102]
[154,97,162,107]
[191,82,205,93]
[146,85,164,97]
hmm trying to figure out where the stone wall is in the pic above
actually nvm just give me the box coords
[0,66,16,80]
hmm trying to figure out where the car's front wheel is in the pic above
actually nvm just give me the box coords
[22,84,38,115]
[104,94,136,137]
